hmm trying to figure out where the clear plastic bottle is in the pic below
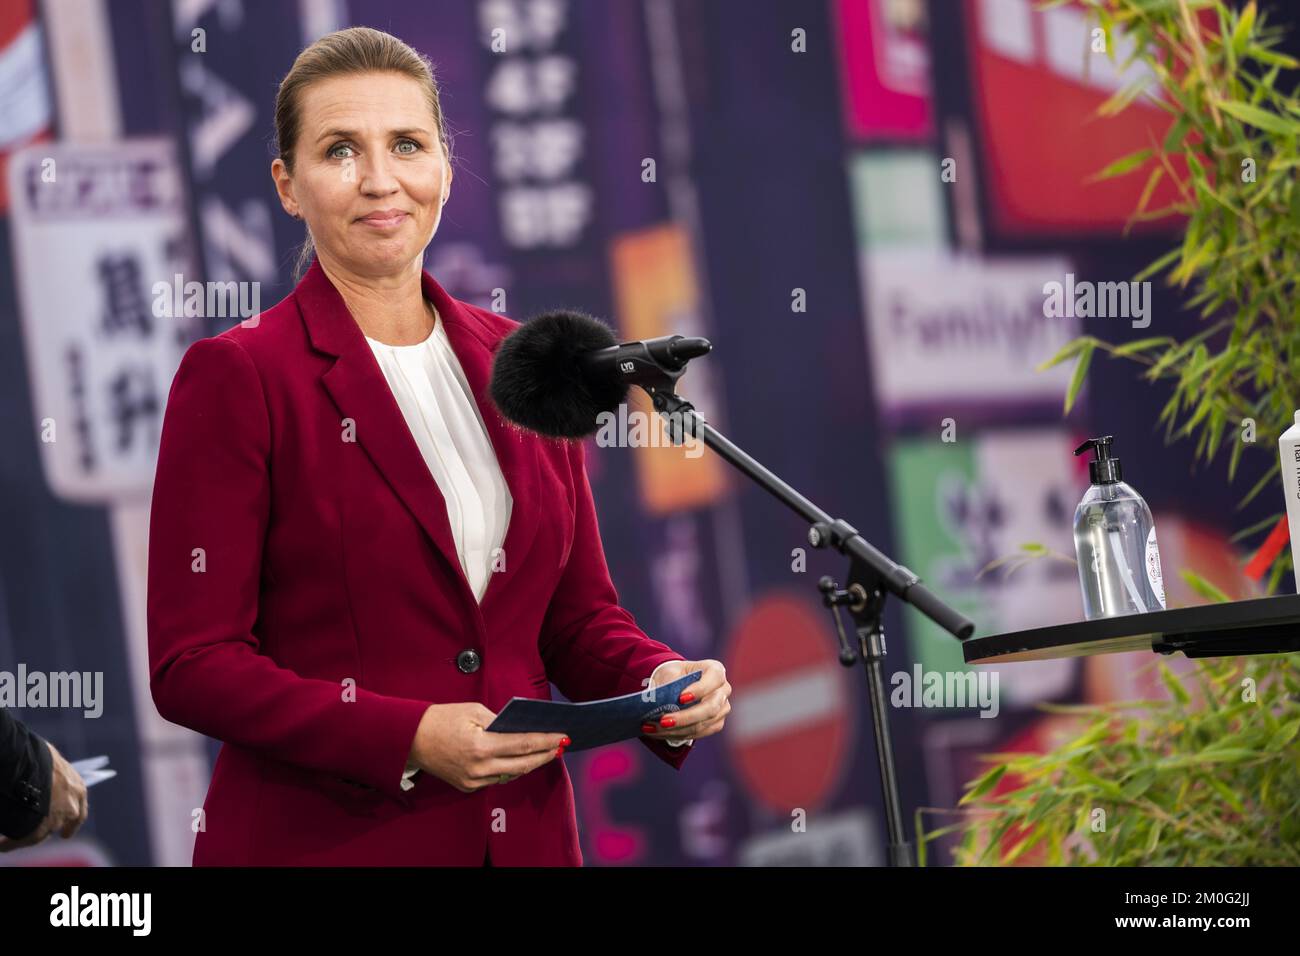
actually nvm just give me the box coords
[1072,436,1166,620]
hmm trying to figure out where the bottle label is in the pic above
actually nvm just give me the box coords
[1145,527,1166,609]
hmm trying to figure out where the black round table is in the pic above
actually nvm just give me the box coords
[962,593,1300,664]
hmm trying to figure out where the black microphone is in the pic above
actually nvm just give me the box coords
[489,309,710,439]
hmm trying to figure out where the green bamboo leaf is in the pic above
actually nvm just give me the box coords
[960,764,1007,804]
[1267,555,1291,595]
[1195,746,1262,763]
[1239,458,1280,508]
[1088,147,1152,182]
[1121,769,1157,800]
[1173,236,1215,287]
[1250,64,1282,106]
[1232,2,1257,58]
[1204,772,1247,813]
[1127,202,1189,223]
[1134,247,1181,283]
[1037,335,1098,372]
[1199,183,1246,219]
[1001,825,1047,865]
[1248,47,1300,69]
[1227,437,1247,483]
[1110,336,1173,356]
[1133,165,1165,222]
[1066,763,1124,798]
[1025,792,1066,826]
[1156,748,1260,769]
[1229,513,1285,543]
[1266,717,1300,751]
[915,821,966,867]
[1064,342,1095,415]
[1207,404,1227,460]
[1159,662,1191,705]
[1215,99,1300,135]
[978,817,1017,865]
[1162,113,1191,154]
[1097,78,1152,118]
[1154,392,1182,435]
[1144,819,1164,856]
[1179,570,1232,604]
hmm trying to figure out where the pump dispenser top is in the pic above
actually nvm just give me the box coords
[1074,435,1122,485]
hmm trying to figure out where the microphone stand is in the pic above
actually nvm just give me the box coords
[624,340,975,867]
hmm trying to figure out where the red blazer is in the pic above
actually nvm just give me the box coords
[146,258,692,866]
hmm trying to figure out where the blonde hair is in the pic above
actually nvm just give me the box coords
[273,27,454,281]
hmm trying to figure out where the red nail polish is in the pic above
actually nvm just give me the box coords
[555,747,565,757]
[660,716,676,728]
[641,723,656,734]
[679,692,695,704]
[560,736,572,747]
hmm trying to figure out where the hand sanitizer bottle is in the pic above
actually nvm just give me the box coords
[1072,436,1166,620]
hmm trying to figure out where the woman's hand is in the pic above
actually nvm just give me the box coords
[408,703,569,793]
[643,659,731,745]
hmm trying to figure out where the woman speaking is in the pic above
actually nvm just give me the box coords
[146,26,730,866]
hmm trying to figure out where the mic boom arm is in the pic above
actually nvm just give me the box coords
[641,385,974,641]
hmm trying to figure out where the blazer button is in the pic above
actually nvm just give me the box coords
[456,649,482,674]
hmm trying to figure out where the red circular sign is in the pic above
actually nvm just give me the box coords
[724,591,852,812]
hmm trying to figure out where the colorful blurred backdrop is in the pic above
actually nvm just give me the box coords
[0,0,1289,865]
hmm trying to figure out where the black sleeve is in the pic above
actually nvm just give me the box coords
[0,708,53,840]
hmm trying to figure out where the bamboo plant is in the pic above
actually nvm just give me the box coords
[1042,0,1300,588]
[927,654,1300,866]
[934,0,1300,866]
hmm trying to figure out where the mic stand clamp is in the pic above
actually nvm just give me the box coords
[811,542,914,867]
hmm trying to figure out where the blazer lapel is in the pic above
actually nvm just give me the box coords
[295,258,540,612]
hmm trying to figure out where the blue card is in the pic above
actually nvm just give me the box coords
[485,671,704,751]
